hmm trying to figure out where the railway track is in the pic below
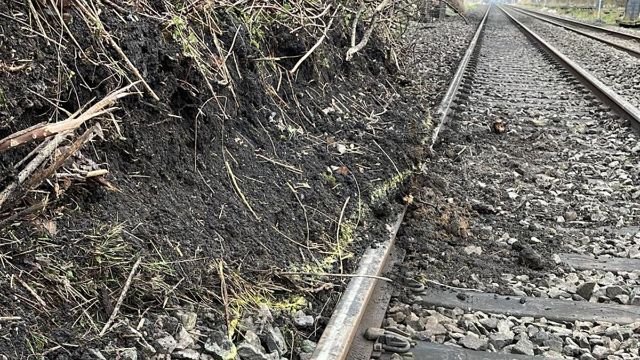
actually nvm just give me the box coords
[507,6,640,58]
[310,5,640,360]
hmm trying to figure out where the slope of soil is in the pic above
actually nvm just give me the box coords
[0,1,476,358]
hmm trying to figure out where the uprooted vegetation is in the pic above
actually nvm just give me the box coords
[0,0,467,358]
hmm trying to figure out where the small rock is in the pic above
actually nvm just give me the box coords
[154,333,177,354]
[543,337,564,352]
[175,310,198,331]
[459,334,488,351]
[391,312,406,323]
[606,286,628,298]
[564,210,578,222]
[299,340,316,353]
[264,325,287,355]
[489,332,514,350]
[563,344,581,357]
[463,245,482,256]
[175,326,194,350]
[614,294,630,304]
[479,317,498,329]
[592,345,610,359]
[86,349,107,360]
[512,241,545,270]
[172,349,200,360]
[576,282,597,300]
[204,330,237,360]
[237,344,278,360]
[293,310,314,329]
[532,331,550,345]
[512,338,535,356]
[416,323,447,339]
[404,312,422,330]
[119,349,137,360]
[605,326,624,341]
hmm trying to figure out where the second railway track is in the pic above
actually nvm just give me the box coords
[507,6,640,58]
[312,4,640,360]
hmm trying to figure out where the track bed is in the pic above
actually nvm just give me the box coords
[315,6,640,360]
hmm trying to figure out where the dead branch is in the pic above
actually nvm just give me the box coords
[218,260,231,337]
[24,124,102,191]
[16,277,47,309]
[290,5,337,75]
[346,0,392,61]
[441,0,469,24]
[0,82,140,152]
[0,135,68,210]
[0,316,22,322]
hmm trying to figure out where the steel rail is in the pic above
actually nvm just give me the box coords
[310,208,406,360]
[499,6,640,129]
[509,6,640,58]
[510,6,640,42]
[429,5,491,150]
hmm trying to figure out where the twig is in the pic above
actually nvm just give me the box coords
[99,257,142,337]
[75,1,159,101]
[277,271,391,282]
[290,6,337,74]
[287,183,309,245]
[27,0,48,45]
[24,125,102,190]
[336,196,350,274]
[373,139,401,177]
[218,260,231,337]
[0,316,22,322]
[256,154,302,175]
[0,135,68,210]
[224,157,259,220]
[16,277,47,308]
[351,4,365,48]
[346,0,392,61]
